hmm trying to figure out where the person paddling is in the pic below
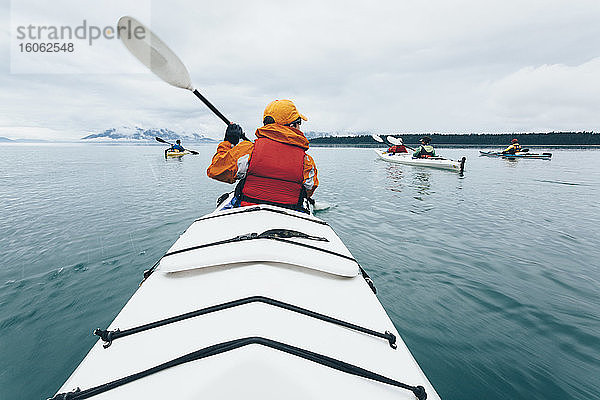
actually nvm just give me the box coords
[387,138,408,154]
[165,139,186,157]
[207,99,319,212]
[502,138,522,154]
[413,136,436,158]
[171,139,185,151]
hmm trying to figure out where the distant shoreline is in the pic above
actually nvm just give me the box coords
[2,141,599,149]
[310,144,600,149]
[309,132,600,147]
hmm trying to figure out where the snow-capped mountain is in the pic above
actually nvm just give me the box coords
[303,131,332,139]
[81,127,217,143]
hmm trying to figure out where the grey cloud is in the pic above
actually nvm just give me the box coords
[2,0,600,139]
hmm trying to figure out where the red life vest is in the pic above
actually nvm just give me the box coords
[388,145,407,153]
[239,137,306,208]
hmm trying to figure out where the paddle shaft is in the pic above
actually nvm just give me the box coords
[118,17,250,144]
[193,89,230,125]
[192,89,249,141]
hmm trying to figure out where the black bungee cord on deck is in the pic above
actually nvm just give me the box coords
[50,337,427,400]
[137,227,336,285]
[140,205,377,293]
[196,204,329,225]
[94,295,397,349]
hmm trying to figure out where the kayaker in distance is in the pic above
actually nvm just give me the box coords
[502,138,522,154]
[413,136,436,158]
[387,138,408,154]
[171,140,185,152]
[206,99,319,212]
[165,139,186,157]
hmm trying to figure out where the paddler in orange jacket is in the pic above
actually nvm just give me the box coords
[207,99,318,212]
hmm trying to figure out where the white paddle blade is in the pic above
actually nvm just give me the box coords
[387,136,402,145]
[313,201,331,211]
[118,16,193,90]
[371,134,384,143]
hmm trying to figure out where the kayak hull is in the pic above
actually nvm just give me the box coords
[479,151,552,159]
[165,150,191,157]
[53,203,441,400]
[374,149,465,172]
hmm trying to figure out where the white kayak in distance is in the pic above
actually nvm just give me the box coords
[479,150,552,159]
[51,195,441,400]
[374,149,466,173]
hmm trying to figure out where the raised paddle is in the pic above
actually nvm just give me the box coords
[386,136,416,151]
[155,137,199,155]
[118,16,249,141]
[372,134,399,146]
[371,134,385,143]
[372,134,416,151]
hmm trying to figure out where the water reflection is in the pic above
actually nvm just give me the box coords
[385,164,404,192]
[382,164,436,200]
[412,171,433,199]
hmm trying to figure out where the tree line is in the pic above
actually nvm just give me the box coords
[309,132,600,146]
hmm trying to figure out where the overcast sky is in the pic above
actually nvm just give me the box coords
[1,0,599,140]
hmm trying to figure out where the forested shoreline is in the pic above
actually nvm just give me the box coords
[309,132,599,146]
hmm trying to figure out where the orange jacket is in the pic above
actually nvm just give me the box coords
[207,124,319,197]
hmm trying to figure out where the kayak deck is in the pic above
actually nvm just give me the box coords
[54,204,440,400]
[479,151,552,159]
[374,149,466,172]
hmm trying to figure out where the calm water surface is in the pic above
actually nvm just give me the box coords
[1,143,599,399]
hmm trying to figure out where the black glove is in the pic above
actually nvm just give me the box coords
[224,123,243,145]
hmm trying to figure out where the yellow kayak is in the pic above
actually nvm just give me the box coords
[165,149,191,158]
